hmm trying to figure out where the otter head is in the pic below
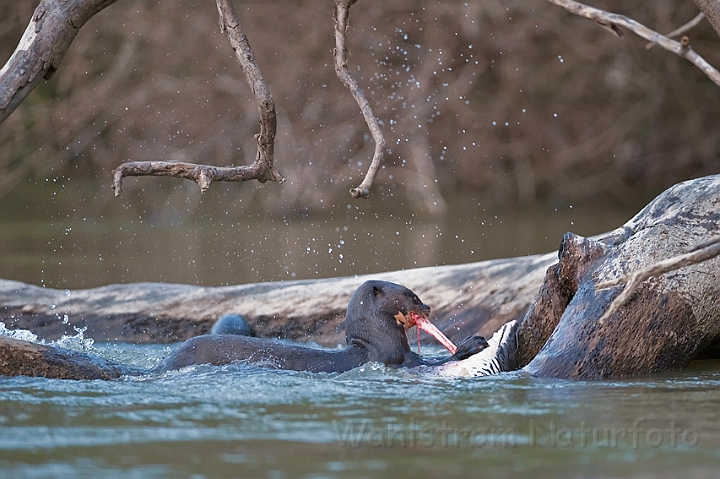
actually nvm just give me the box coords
[345,280,430,360]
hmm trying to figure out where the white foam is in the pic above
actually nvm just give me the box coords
[0,322,40,343]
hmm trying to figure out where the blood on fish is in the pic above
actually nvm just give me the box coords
[408,311,458,355]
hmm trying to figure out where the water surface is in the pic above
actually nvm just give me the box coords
[2,179,712,478]
[1,339,719,479]
[0,179,635,289]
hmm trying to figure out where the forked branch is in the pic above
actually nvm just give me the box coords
[596,236,720,324]
[112,160,283,195]
[112,0,284,196]
[548,0,720,87]
[646,12,705,50]
[333,0,386,198]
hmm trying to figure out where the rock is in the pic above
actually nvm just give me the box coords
[0,335,145,380]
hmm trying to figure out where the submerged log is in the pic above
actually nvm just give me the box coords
[517,174,720,379]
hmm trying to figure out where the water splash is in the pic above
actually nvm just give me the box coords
[0,321,94,352]
[0,322,40,343]
[55,326,95,351]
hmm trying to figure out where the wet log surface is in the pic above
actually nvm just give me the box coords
[0,253,554,347]
[518,174,720,379]
[0,335,145,380]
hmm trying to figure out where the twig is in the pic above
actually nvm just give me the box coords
[646,12,705,50]
[332,0,386,198]
[112,0,284,196]
[596,236,720,324]
[547,0,720,88]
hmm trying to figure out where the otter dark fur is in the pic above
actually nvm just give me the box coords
[152,280,487,373]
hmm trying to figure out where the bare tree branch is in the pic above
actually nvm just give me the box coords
[646,12,705,50]
[112,0,284,196]
[595,236,720,324]
[548,0,720,88]
[693,0,720,37]
[112,160,283,195]
[0,0,119,124]
[332,0,386,199]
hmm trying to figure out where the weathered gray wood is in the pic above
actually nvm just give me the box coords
[111,0,284,195]
[0,252,554,380]
[2,0,284,189]
[0,0,119,123]
[547,1,720,87]
[332,0,385,198]
[518,174,720,379]
[0,253,555,346]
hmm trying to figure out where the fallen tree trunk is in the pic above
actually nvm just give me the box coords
[0,252,555,347]
[0,249,554,380]
[517,174,720,379]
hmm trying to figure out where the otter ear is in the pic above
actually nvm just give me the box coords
[372,285,383,297]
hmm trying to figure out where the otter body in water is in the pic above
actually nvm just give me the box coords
[152,280,488,373]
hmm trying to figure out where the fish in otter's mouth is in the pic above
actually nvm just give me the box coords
[394,310,458,355]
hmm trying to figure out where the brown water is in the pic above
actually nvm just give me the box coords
[0,178,635,289]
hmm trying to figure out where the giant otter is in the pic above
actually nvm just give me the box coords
[151,280,488,373]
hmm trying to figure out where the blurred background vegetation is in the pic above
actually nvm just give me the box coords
[1,0,719,220]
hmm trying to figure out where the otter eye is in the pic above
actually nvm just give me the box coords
[372,285,383,296]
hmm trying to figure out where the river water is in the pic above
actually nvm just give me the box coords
[0,336,719,479]
[3,180,719,477]
[0,178,638,289]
